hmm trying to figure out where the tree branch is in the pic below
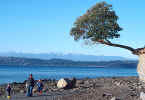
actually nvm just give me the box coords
[98,40,136,53]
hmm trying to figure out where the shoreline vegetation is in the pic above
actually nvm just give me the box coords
[0,76,144,100]
[0,56,137,67]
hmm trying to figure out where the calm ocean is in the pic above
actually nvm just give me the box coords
[0,66,138,84]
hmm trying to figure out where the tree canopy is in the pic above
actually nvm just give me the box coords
[70,1,137,54]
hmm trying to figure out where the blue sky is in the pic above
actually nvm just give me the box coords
[0,0,145,58]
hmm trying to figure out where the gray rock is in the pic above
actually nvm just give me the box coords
[111,97,121,100]
[111,97,116,100]
[140,92,145,100]
[20,90,25,93]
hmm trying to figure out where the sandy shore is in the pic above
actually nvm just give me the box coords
[0,76,144,100]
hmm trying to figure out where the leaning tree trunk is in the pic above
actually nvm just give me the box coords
[98,40,145,82]
[137,54,145,82]
[132,47,145,82]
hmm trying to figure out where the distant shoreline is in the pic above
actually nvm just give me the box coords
[0,56,138,67]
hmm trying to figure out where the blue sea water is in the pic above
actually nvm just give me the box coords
[0,66,138,84]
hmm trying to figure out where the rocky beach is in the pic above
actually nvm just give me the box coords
[0,76,145,100]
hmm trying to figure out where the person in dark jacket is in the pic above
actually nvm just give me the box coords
[6,84,11,99]
[37,79,43,95]
[26,74,35,97]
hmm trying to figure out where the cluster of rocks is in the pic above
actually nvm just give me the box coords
[1,77,145,100]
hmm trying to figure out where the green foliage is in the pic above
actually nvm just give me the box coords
[70,1,122,43]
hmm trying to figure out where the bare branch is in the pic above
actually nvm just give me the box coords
[97,40,135,53]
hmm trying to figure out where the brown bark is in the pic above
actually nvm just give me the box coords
[133,47,145,55]
[98,40,145,82]
[98,40,136,54]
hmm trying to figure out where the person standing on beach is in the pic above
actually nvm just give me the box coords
[6,84,11,99]
[26,74,35,97]
[37,79,43,95]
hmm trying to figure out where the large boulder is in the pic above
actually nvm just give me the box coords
[57,78,76,89]
[57,78,68,89]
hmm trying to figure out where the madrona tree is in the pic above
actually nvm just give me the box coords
[70,2,145,81]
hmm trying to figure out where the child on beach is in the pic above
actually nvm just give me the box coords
[6,84,11,99]
[37,79,43,95]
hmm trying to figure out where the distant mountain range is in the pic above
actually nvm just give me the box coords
[0,56,138,68]
[0,52,135,61]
